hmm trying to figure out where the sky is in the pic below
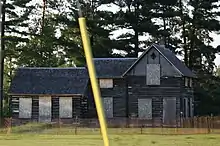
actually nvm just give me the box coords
[98,3,220,67]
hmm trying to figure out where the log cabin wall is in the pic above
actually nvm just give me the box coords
[125,47,184,124]
[86,78,127,119]
[10,95,84,125]
[180,77,194,118]
[126,76,182,123]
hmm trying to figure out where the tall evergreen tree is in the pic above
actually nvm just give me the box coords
[186,0,220,74]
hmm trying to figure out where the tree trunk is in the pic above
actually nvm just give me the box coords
[179,0,188,66]
[0,0,6,126]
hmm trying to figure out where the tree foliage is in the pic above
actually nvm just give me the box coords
[2,0,220,116]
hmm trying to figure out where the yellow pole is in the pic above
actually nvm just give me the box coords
[78,17,110,146]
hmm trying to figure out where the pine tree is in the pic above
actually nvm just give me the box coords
[186,0,220,74]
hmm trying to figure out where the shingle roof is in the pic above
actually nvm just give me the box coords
[123,44,196,78]
[93,58,137,78]
[153,44,196,78]
[9,67,89,95]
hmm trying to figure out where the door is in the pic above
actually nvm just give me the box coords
[163,97,176,124]
[39,96,51,123]
[103,97,113,118]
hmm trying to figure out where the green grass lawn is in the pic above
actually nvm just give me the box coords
[1,123,220,146]
[0,134,220,146]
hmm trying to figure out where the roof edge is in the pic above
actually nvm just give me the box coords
[122,44,155,76]
[17,67,86,70]
[8,93,84,96]
[122,43,196,78]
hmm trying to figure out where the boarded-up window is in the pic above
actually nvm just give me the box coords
[19,98,32,118]
[189,98,193,117]
[39,96,51,123]
[189,78,193,87]
[146,64,160,85]
[183,98,188,117]
[103,97,113,118]
[163,97,176,124]
[184,77,188,86]
[138,99,152,119]
[59,98,72,118]
[99,79,113,88]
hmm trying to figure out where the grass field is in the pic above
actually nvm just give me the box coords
[0,123,220,146]
[0,134,220,146]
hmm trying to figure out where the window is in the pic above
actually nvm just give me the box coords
[19,98,32,119]
[189,78,193,87]
[184,77,188,86]
[39,96,51,122]
[99,79,113,88]
[103,97,113,118]
[59,98,72,118]
[138,98,152,119]
[146,64,160,85]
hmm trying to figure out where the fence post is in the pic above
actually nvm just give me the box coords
[75,126,78,135]
[5,118,12,135]
[140,125,143,134]
[207,116,210,134]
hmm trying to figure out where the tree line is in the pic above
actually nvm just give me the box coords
[1,0,220,116]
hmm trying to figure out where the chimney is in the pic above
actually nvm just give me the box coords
[138,52,143,57]
[159,39,166,48]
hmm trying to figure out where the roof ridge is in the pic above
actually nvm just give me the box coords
[93,57,137,60]
[18,67,86,70]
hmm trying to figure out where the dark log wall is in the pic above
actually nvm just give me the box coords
[127,76,182,121]
[52,97,59,119]
[32,97,39,121]
[180,78,194,118]
[85,83,97,118]
[86,78,127,118]
[124,46,195,123]
[11,97,19,119]
[10,95,85,125]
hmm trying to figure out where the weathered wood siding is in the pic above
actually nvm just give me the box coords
[10,95,84,124]
[52,97,59,119]
[127,47,181,77]
[86,78,127,118]
[11,97,19,118]
[32,97,39,121]
[127,76,182,123]
[180,78,194,118]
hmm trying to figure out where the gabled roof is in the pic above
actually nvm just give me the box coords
[123,44,196,78]
[93,58,137,78]
[9,67,89,95]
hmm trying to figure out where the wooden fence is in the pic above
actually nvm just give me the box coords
[2,116,220,135]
